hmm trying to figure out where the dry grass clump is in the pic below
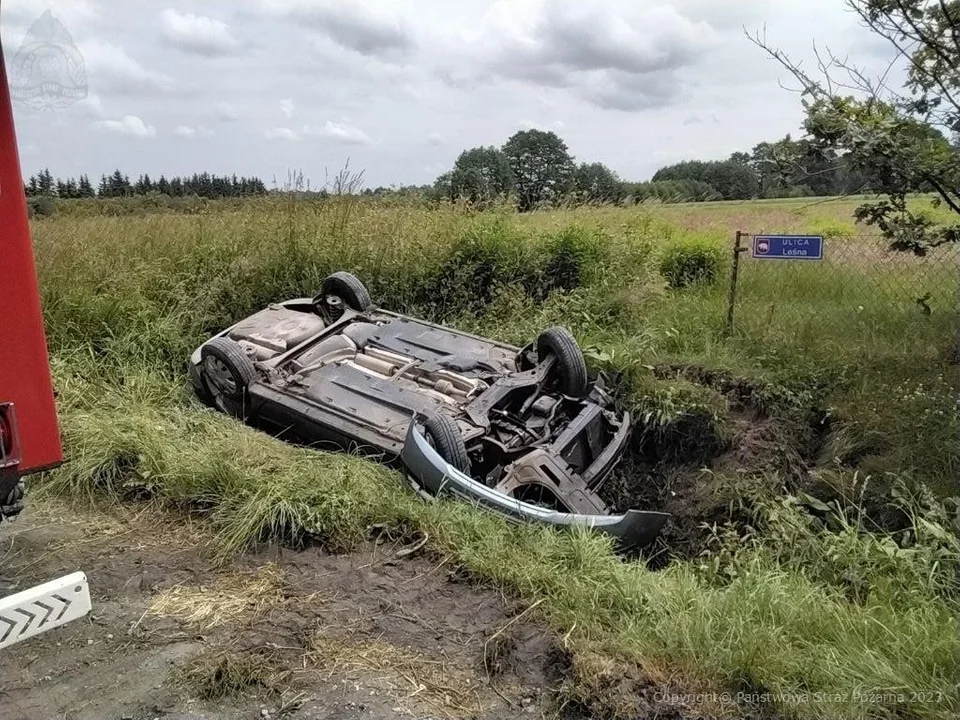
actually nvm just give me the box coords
[148,564,291,631]
[308,629,486,718]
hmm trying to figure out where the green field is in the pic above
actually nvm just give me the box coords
[30,196,960,719]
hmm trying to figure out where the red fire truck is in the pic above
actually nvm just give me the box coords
[0,34,91,649]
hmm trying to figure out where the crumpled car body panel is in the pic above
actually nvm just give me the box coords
[401,422,670,552]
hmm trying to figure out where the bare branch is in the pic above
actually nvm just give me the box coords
[745,27,824,98]
[923,173,960,214]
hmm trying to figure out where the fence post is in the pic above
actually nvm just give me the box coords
[724,230,745,337]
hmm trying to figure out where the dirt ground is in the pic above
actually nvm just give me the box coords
[0,503,581,720]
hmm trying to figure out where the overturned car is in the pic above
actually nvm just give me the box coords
[189,272,668,550]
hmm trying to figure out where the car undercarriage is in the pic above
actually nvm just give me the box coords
[190,272,668,549]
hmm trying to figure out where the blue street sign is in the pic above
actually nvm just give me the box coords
[751,235,824,260]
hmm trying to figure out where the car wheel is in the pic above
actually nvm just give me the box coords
[320,271,373,312]
[200,337,257,419]
[537,326,588,398]
[423,415,471,475]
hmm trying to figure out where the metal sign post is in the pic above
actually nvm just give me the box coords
[724,231,748,337]
[725,233,826,336]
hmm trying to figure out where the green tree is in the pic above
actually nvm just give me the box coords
[37,168,54,196]
[78,174,94,197]
[751,136,801,197]
[503,129,576,211]
[753,1,960,254]
[653,159,758,200]
[449,146,514,205]
[134,173,154,195]
[429,172,453,202]
[623,179,721,203]
[574,162,623,204]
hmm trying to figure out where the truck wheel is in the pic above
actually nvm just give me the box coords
[200,338,257,418]
[423,415,471,475]
[320,271,372,312]
[537,326,588,398]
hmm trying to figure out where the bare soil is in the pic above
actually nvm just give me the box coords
[601,363,832,560]
[0,503,580,720]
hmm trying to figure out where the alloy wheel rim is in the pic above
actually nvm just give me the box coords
[204,356,237,397]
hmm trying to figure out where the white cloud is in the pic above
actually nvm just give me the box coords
[214,101,240,122]
[426,132,447,146]
[260,0,414,58]
[175,125,214,138]
[79,41,175,95]
[280,98,295,119]
[97,115,157,139]
[440,0,716,111]
[160,9,240,57]
[304,120,372,145]
[264,127,300,141]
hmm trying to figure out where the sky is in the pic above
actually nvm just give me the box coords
[0,0,900,190]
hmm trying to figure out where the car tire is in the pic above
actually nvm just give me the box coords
[320,271,373,312]
[423,415,471,475]
[537,326,588,398]
[200,337,257,418]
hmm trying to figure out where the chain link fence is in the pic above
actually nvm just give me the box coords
[724,232,960,341]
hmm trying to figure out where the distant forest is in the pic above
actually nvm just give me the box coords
[23,168,267,199]
[21,129,926,208]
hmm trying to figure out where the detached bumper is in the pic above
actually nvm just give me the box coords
[400,423,668,551]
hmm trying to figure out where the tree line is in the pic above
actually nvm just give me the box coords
[428,129,888,210]
[24,168,268,199]
[432,130,623,211]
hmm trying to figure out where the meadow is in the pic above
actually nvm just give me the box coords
[29,194,960,719]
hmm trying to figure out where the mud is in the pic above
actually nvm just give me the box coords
[0,504,582,720]
[601,363,834,560]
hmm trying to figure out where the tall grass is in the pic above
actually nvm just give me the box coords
[30,197,960,719]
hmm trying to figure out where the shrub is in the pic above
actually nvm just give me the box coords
[426,218,527,317]
[28,195,58,218]
[658,236,724,289]
[537,226,608,298]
